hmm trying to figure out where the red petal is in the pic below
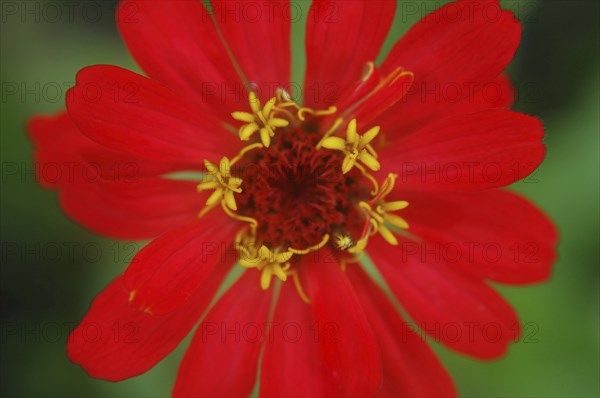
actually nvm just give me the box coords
[259,280,329,397]
[67,264,230,381]
[376,73,515,136]
[60,177,203,240]
[66,65,241,165]
[210,0,291,97]
[28,111,203,240]
[398,189,558,284]
[378,0,521,135]
[379,110,545,190]
[370,235,521,359]
[347,266,457,397]
[328,67,415,131]
[293,251,381,395]
[303,0,396,108]
[27,111,182,188]
[117,0,243,121]
[306,254,382,396]
[351,71,414,130]
[446,73,515,115]
[173,271,272,398]
[124,211,239,315]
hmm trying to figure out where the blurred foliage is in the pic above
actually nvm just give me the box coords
[1,1,598,397]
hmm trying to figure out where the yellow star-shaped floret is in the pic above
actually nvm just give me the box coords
[231,91,289,148]
[320,118,381,174]
[360,201,409,246]
[197,157,242,212]
[239,244,293,290]
[359,173,409,246]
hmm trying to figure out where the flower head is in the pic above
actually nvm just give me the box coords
[28,1,557,397]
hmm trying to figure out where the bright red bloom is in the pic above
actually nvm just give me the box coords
[28,0,557,396]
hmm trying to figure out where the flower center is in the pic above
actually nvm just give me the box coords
[236,130,351,249]
[198,90,410,300]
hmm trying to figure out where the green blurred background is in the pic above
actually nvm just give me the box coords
[1,0,598,397]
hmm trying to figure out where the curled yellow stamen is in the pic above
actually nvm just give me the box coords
[337,66,414,123]
[372,172,397,203]
[288,234,330,255]
[275,89,338,124]
[221,201,258,229]
[229,143,263,166]
[297,105,337,121]
[354,163,380,196]
[339,255,361,273]
[289,269,311,304]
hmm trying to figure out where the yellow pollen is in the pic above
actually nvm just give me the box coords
[334,233,354,250]
[319,118,381,174]
[231,91,289,148]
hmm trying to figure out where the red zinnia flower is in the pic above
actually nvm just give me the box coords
[28,0,558,396]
